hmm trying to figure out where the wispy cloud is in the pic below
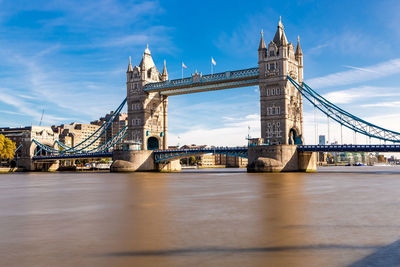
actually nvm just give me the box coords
[308,58,400,88]
[361,101,400,108]
[322,86,400,104]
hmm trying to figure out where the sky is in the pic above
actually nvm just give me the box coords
[0,0,400,147]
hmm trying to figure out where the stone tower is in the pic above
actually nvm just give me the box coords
[258,17,304,145]
[126,45,168,150]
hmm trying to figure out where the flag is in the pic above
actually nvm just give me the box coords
[211,57,216,66]
[182,62,187,69]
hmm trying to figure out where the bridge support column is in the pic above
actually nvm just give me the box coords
[298,151,317,172]
[247,145,316,172]
[157,159,181,172]
[111,150,155,172]
[111,150,182,172]
[17,157,34,171]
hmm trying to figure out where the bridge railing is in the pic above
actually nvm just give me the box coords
[144,67,259,91]
[153,146,248,163]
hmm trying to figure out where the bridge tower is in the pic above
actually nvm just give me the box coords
[258,17,304,145]
[126,45,168,150]
[248,18,315,172]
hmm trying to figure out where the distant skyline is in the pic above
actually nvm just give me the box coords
[1,0,400,146]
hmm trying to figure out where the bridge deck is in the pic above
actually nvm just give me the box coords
[33,152,113,160]
[144,68,259,96]
[31,145,400,161]
[298,144,400,152]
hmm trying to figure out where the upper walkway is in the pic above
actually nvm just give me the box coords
[144,67,259,96]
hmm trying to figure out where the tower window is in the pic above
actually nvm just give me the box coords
[270,63,276,70]
[269,50,275,56]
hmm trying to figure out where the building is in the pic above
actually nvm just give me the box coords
[319,135,326,145]
[53,123,101,151]
[0,126,59,158]
[258,17,304,146]
[215,154,248,168]
[126,47,168,150]
[91,112,128,150]
[199,154,215,167]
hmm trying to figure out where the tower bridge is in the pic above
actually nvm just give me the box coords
[27,18,400,172]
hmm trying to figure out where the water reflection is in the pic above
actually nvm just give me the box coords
[1,169,400,266]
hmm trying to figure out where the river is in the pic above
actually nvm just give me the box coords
[1,166,400,266]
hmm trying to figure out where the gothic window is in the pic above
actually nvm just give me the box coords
[269,50,275,56]
[272,88,275,95]
[270,63,276,70]
[266,89,270,96]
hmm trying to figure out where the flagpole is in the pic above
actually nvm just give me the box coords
[181,62,183,80]
[211,57,213,75]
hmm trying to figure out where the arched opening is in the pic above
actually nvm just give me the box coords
[288,128,302,145]
[147,136,159,150]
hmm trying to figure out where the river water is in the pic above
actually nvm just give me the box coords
[1,166,400,266]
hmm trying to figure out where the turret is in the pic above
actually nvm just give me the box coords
[271,16,289,58]
[295,36,304,82]
[126,56,133,80]
[139,44,159,82]
[258,29,267,61]
[161,60,168,81]
[295,36,303,65]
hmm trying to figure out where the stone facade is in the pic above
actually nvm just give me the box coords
[53,123,101,151]
[91,112,128,149]
[126,46,168,150]
[0,126,59,170]
[258,17,304,146]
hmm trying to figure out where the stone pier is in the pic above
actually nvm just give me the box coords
[247,145,316,172]
[111,150,181,172]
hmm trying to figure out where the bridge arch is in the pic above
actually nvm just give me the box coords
[288,127,302,145]
[147,136,160,150]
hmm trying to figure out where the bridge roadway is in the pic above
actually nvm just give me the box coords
[32,145,400,161]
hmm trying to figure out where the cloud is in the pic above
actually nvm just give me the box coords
[321,86,400,104]
[0,88,71,124]
[1,0,162,29]
[307,58,400,88]
[361,101,400,108]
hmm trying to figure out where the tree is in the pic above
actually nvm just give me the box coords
[0,134,16,160]
[189,156,196,166]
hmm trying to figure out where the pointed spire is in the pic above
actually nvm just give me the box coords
[273,16,287,46]
[258,29,266,50]
[139,44,156,71]
[278,16,283,28]
[295,35,303,56]
[127,56,133,72]
[162,60,168,76]
[144,43,151,55]
[281,31,288,46]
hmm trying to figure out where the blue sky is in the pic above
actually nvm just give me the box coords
[1,0,400,146]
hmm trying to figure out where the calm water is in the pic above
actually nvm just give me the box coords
[1,167,400,266]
